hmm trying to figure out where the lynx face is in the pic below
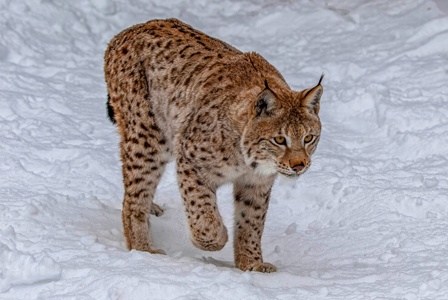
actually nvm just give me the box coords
[242,80,323,178]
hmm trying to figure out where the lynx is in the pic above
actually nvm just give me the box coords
[104,18,323,272]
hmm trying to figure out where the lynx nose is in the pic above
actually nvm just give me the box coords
[291,162,305,173]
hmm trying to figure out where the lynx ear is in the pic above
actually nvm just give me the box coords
[254,88,277,117]
[301,74,324,114]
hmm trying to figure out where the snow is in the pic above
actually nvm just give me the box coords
[1,0,448,298]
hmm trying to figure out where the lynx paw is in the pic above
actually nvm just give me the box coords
[150,203,164,217]
[191,224,228,251]
[145,248,166,255]
[240,261,277,273]
[131,242,166,255]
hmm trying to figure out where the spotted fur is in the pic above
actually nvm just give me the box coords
[104,18,323,272]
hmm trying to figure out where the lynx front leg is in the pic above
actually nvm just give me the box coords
[233,174,276,272]
[177,158,228,251]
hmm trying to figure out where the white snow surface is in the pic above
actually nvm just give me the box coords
[1,0,448,299]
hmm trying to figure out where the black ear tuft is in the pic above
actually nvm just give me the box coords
[317,73,324,86]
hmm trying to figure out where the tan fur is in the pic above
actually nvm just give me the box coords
[104,18,323,272]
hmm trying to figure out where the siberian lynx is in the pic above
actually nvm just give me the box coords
[104,18,323,272]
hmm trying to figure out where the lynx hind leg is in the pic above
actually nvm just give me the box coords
[117,105,168,254]
[107,56,168,255]
[117,99,168,254]
[233,175,276,272]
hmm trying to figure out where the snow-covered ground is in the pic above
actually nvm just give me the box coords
[1,0,448,298]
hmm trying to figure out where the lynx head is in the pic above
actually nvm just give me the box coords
[242,75,323,178]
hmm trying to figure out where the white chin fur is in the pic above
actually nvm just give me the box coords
[254,163,278,176]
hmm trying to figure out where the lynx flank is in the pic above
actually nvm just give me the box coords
[104,18,323,272]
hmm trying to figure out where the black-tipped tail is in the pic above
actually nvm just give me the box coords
[107,94,116,124]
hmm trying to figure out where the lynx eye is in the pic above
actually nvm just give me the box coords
[304,134,314,143]
[274,136,286,145]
